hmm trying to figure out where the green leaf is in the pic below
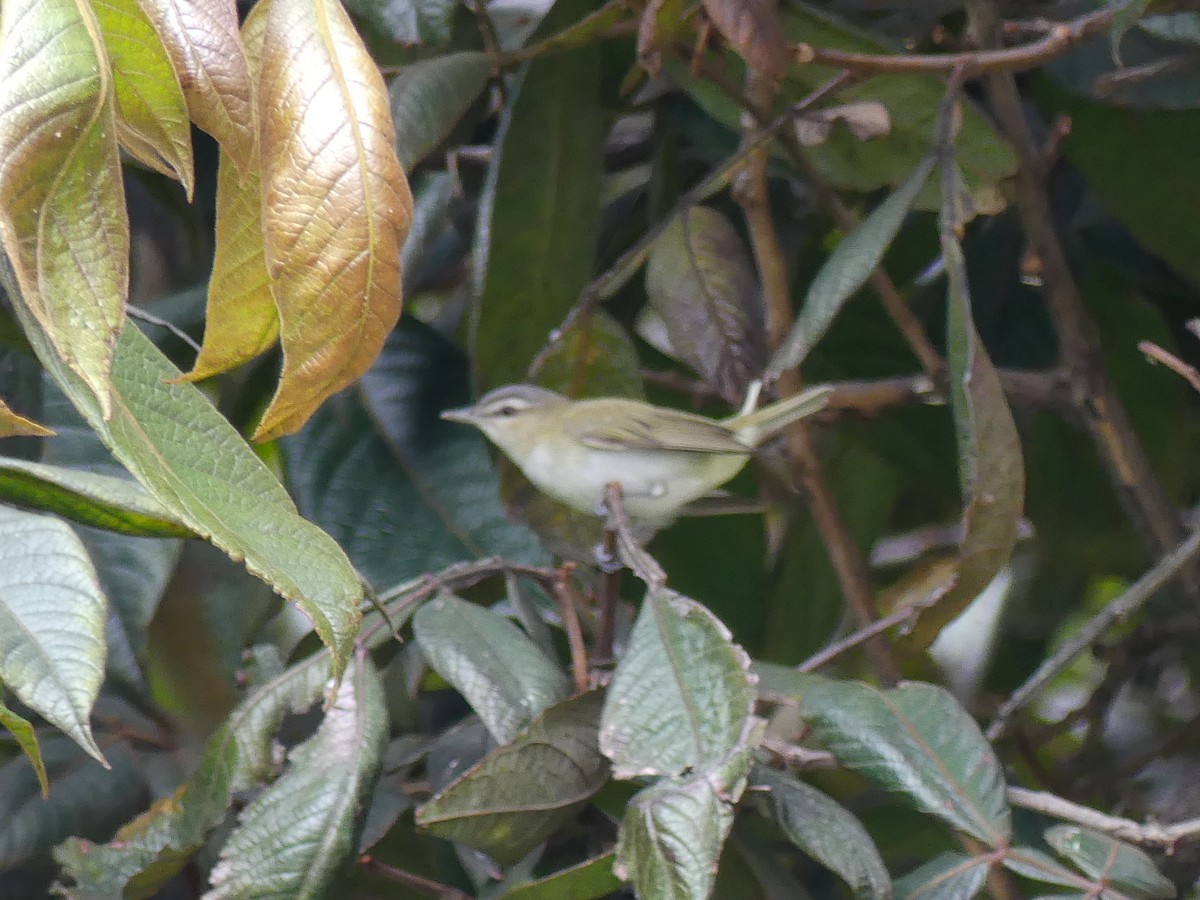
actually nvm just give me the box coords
[1045,825,1175,898]
[613,773,734,900]
[0,457,192,538]
[498,852,621,899]
[206,651,389,899]
[413,592,571,745]
[0,698,47,799]
[0,506,107,763]
[283,315,546,589]
[600,589,755,779]
[1003,846,1091,891]
[801,680,1011,846]
[642,206,766,401]
[750,662,827,704]
[752,765,892,899]
[1,260,363,676]
[892,852,988,900]
[389,51,491,172]
[769,155,935,376]
[1110,0,1154,65]
[416,691,609,865]
[344,0,458,47]
[472,0,605,388]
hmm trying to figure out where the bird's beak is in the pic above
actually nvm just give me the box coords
[440,406,476,424]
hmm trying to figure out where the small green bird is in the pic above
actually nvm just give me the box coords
[442,383,831,527]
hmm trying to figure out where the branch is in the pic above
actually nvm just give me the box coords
[1007,787,1200,851]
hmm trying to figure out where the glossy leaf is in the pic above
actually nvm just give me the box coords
[801,680,1010,846]
[253,0,413,441]
[892,853,989,900]
[753,765,892,899]
[600,589,755,779]
[207,652,389,899]
[137,0,255,176]
[416,691,609,865]
[413,592,571,745]
[769,154,935,376]
[91,0,194,194]
[0,402,51,438]
[499,852,621,899]
[389,51,491,172]
[701,0,790,80]
[1045,825,1175,898]
[472,0,604,388]
[0,457,192,537]
[0,0,127,415]
[0,506,107,763]
[642,206,766,401]
[185,4,277,382]
[0,699,47,799]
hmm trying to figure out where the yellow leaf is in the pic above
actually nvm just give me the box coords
[0,400,53,438]
[183,3,279,380]
[252,0,412,441]
[0,0,127,417]
[136,0,256,178]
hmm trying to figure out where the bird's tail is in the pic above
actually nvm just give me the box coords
[725,384,833,447]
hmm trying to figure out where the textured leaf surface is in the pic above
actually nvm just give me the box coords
[414,592,571,745]
[472,0,604,387]
[186,4,277,381]
[0,506,106,762]
[600,589,754,779]
[1045,825,1175,898]
[892,852,988,900]
[389,51,490,172]
[137,0,255,175]
[0,699,47,799]
[0,0,127,415]
[642,206,766,401]
[92,0,193,193]
[754,766,892,899]
[0,457,191,537]
[207,651,388,899]
[801,680,1010,846]
[254,0,412,440]
[416,691,608,865]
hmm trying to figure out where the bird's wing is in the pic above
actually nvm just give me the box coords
[571,403,749,454]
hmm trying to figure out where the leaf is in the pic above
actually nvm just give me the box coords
[600,589,755,779]
[0,457,192,537]
[753,765,892,899]
[0,698,47,799]
[184,4,278,382]
[283,315,547,588]
[750,662,827,704]
[642,206,766,401]
[91,0,194,194]
[1003,847,1091,891]
[498,852,622,899]
[389,51,491,172]
[343,0,459,47]
[416,691,609,865]
[206,651,389,899]
[701,0,790,80]
[1045,825,1175,899]
[137,0,256,176]
[0,506,107,763]
[253,0,413,441]
[892,852,989,900]
[413,592,571,745]
[0,0,128,416]
[613,773,734,900]
[800,680,1011,846]
[0,401,51,438]
[472,0,605,388]
[1110,0,1154,66]
[768,154,935,376]
[1,260,363,677]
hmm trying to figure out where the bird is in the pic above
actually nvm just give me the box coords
[441,382,831,527]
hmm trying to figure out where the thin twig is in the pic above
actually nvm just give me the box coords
[358,855,471,899]
[1140,340,1200,395]
[987,526,1200,742]
[798,586,943,673]
[1007,787,1200,852]
[126,305,202,354]
[552,563,590,692]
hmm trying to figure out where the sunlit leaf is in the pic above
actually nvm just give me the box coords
[892,852,988,900]
[416,691,609,865]
[413,592,571,745]
[1045,825,1175,898]
[389,51,491,172]
[0,506,107,763]
[253,0,413,441]
[185,3,278,381]
[0,401,51,438]
[801,680,1011,846]
[91,0,194,194]
[137,0,256,176]
[0,0,127,416]
[0,699,47,799]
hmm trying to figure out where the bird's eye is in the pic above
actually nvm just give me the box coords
[497,404,519,417]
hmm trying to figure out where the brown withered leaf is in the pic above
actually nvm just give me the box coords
[138,0,256,178]
[637,0,689,76]
[252,0,413,441]
[183,3,278,381]
[642,206,766,403]
[794,101,890,147]
[0,0,128,417]
[701,0,791,82]
[0,400,53,438]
